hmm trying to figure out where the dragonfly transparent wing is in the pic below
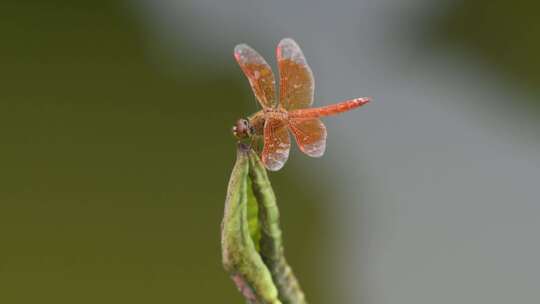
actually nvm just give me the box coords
[288,118,326,157]
[262,118,290,171]
[234,44,277,109]
[276,38,314,110]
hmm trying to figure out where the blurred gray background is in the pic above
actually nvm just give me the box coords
[1,0,539,303]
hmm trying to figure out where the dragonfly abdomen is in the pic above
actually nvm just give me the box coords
[288,97,371,119]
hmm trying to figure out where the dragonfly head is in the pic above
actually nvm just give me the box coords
[232,118,252,140]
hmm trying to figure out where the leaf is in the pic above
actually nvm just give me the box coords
[247,178,261,252]
[221,144,307,304]
[221,143,280,304]
[248,150,307,304]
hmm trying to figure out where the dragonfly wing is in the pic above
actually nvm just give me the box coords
[262,118,290,171]
[288,118,327,157]
[234,44,277,109]
[277,38,314,110]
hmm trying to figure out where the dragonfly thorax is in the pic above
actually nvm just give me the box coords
[263,108,288,120]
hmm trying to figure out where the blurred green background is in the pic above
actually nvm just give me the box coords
[431,0,540,100]
[1,1,539,303]
[0,1,326,303]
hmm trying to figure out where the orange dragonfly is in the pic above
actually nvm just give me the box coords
[232,38,371,171]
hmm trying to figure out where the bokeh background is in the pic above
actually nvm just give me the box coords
[1,1,539,303]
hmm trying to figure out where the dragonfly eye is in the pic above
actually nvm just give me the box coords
[232,118,251,139]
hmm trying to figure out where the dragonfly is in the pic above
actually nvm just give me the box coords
[232,38,371,171]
